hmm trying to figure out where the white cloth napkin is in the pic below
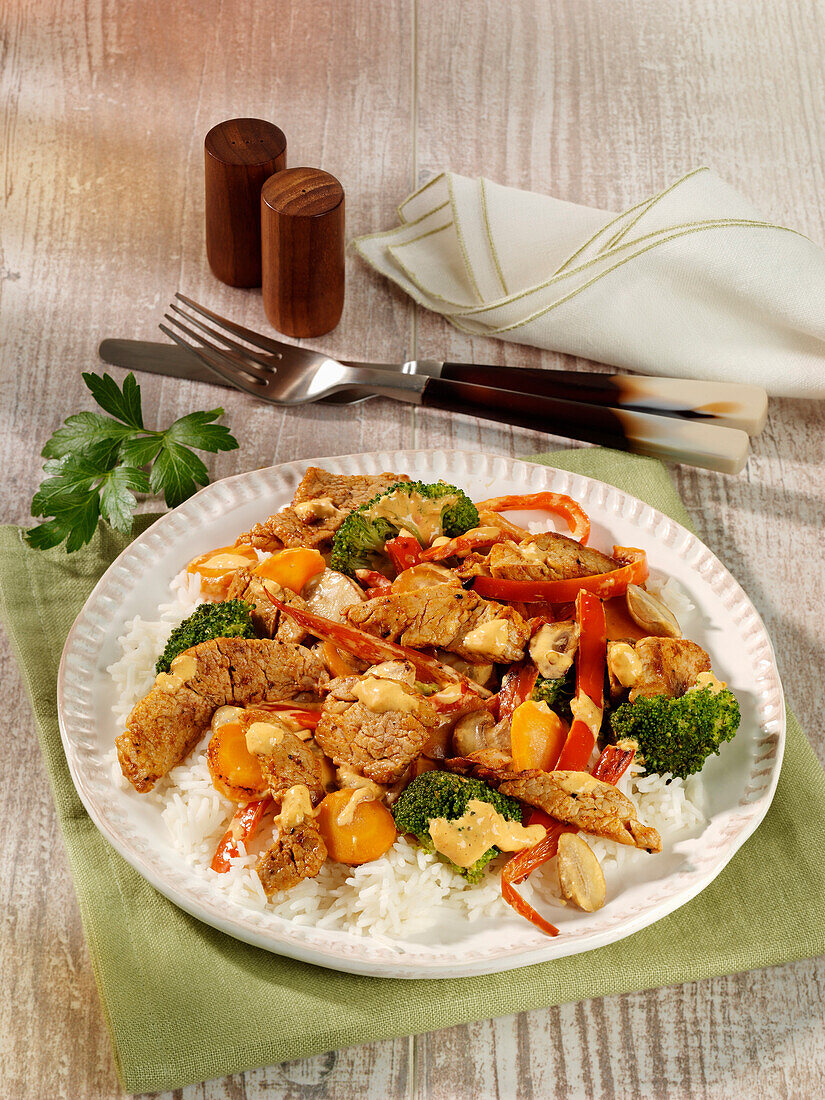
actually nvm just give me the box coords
[353,167,825,397]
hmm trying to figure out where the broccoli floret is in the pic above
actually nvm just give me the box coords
[532,666,576,720]
[155,599,256,674]
[609,685,741,779]
[392,770,522,883]
[330,480,479,576]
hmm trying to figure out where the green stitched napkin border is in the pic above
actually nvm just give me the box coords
[1,448,822,1095]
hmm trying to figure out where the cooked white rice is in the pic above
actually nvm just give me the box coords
[107,568,706,938]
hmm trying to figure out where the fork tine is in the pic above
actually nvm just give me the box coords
[162,311,272,384]
[175,292,289,358]
[158,325,271,402]
[167,303,277,375]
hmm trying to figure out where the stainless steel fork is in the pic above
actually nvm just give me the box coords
[158,294,762,474]
[160,294,438,405]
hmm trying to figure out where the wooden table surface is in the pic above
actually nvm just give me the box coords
[2,1,824,1097]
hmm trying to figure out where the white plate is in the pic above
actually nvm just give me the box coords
[57,451,784,978]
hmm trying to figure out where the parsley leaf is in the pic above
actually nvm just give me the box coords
[26,371,238,553]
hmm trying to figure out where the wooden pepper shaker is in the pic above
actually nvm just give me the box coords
[260,167,345,337]
[204,118,287,287]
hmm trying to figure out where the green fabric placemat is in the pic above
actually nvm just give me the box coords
[1,448,823,1095]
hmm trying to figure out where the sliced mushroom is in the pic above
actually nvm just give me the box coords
[452,710,511,758]
[391,562,459,593]
[305,569,365,621]
[529,620,580,680]
[556,832,606,912]
[626,584,681,639]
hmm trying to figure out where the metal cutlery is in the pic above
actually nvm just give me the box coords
[101,293,767,474]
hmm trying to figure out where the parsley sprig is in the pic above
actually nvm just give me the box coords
[27,372,239,552]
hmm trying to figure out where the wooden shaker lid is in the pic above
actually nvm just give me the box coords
[204,118,287,288]
[261,167,345,338]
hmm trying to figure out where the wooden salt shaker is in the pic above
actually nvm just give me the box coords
[260,167,345,337]
[204,118,287,287]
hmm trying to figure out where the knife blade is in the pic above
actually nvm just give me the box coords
[97,339,373,404]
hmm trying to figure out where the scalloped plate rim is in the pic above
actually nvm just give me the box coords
[56,449,785,979]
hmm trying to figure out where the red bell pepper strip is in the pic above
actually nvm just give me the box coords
[555,590,607,771]
[384,535,422,573]
[264,591,490,696]
[211,796,272,873]
[419,527,507,562]
[473,547,648,605]
[475,492,591,545]
[498,660,539,721]
[355,568,392,594]
[591,744,635,784]
[501,853,561,937]
[253,703,323,729]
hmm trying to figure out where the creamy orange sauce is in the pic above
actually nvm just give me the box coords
[155,652,198,693]
[352,676,419,714]
[609,642,643,687]
[693,670,727,695]
[570,693,602,735]
[336,786,379,827]
[275,784,316,831]
[245,720,288,756]
[462,618,511,659]
[370,489,457,544]
[427,799,546,868]
[336,766,385,797]
[293,497,341,522]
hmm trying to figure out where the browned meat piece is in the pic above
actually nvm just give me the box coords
[629,637,711,701]
[314,676,440,783]
[499,771,662,853]
[116,638,327,793]
[292,467,408,510]
[237,468,409,552]
[489,531,616,582]
[256,821,327,895]
[226,569,308,643]
[456,552,491,580]
[344,584,530,664]
[249,506,334,551]
[254,727,326,806]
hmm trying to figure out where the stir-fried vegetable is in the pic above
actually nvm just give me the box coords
[155,599,255,674]
[384,535,422,573]
[330,480,479,575]
[475,492,591,545]
[264,590,490,695]
[419,526,507,562]
[473,547,648,604]
[555,590,607,771]
[500,743,631,933]
[253,547,326,594]
[610,685,740,778]
[211,797,272,872]
[498,660,539,721]
[316,790,398,865]
[510,700,568,771]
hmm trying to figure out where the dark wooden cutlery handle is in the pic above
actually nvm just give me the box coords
[440,362,767,434]
[421,377,750,474]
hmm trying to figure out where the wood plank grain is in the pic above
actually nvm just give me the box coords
[410,1,825,1098]
[2,0,825,1097]
[0,1,415,1098]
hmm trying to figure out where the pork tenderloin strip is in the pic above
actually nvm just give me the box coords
[344,583,530,664]
[237,468,409,552]
[116,637,327,793]
[256,821,328,896]
[314,676,440,784]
